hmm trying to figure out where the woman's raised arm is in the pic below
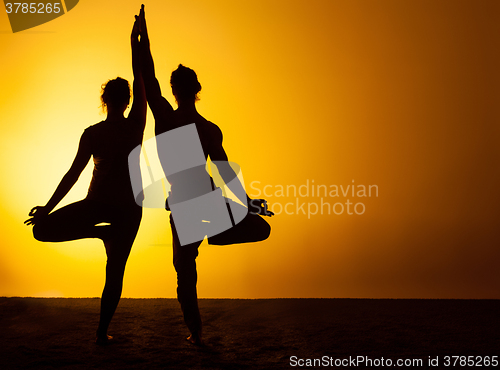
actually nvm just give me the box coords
[128,15,147,131]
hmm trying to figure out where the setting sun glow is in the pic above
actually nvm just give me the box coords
[1,0,499,299]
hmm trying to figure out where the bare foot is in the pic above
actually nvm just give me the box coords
[95,334,113,345]
[186,332,203,346]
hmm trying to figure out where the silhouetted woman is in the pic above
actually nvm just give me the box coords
[25,18,146,345]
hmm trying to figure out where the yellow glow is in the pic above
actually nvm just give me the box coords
[1,1,499,299]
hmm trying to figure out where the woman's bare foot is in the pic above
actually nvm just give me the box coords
[95,334,113,345]
[186,331,203,346]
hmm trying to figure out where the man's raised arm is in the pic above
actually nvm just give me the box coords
[138,5,173,125]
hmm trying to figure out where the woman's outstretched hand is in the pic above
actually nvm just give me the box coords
[24,206,49,226]
[131,15,140,45]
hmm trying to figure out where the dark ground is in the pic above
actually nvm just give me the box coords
[0,298,499,369]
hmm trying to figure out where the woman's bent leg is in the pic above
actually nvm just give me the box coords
[33,199,108,242]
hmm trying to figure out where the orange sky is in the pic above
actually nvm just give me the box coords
[1,0,499,299]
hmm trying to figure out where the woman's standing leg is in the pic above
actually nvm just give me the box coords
[96,205,142,343]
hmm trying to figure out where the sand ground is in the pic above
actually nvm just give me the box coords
[1,298,499,369]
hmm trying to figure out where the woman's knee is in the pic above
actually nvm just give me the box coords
[106,254,128,274]
[32,222,51,242]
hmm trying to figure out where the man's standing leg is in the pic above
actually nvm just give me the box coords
[170,214,203,344]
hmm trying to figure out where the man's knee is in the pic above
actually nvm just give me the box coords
[173,246,198,271]
[256,220,271,241]
[174,257,197,277]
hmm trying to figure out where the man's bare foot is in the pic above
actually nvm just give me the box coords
[186,331,203,346]
[95,334,113,345]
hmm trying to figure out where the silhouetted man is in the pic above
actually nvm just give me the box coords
[136,5,273,345]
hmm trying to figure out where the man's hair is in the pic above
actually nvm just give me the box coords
[170,64,202,102]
